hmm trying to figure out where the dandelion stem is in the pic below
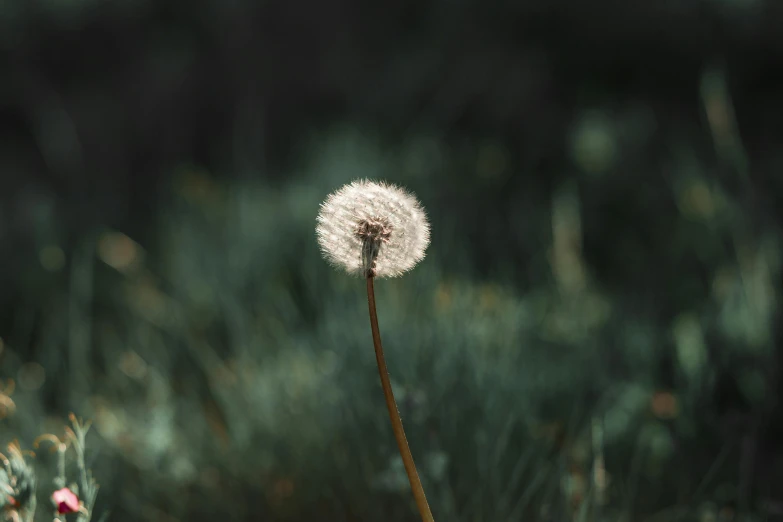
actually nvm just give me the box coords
[366,276,435,522]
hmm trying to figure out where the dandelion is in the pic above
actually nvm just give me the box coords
[316,179,430,278]
[316,179,435,522]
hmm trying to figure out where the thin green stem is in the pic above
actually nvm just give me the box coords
[366,276,435,522]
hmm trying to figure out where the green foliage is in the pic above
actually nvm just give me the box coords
[3,120,780,521]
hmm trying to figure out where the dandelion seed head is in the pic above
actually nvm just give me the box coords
[316,179,430,278]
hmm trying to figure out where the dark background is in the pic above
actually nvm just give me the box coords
[2,1,783,520]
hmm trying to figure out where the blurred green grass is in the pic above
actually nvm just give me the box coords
[2,114,781,521]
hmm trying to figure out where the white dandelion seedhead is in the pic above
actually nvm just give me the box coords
[316,179,431,278]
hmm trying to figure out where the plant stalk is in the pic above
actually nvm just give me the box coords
[366,276,435,522]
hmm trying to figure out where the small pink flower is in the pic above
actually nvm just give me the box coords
[52,487,79,514]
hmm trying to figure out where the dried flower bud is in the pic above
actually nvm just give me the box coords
[316,180,430,278]
[0,442,36,511]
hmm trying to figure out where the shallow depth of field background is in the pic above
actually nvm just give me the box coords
[2,1,783,521]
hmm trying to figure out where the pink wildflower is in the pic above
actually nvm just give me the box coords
[52,487,79,514]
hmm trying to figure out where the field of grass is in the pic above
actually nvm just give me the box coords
[2,120,781,521]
